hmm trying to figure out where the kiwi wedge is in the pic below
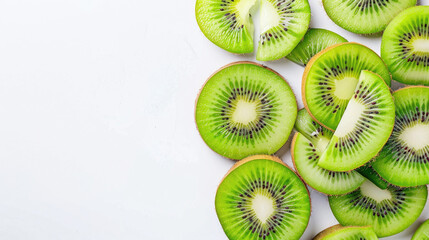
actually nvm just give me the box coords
[215,155,311,240]
[292,109,365,195]
[412,219,429,240]
[287,28,347,66]
[355,164,388,190]
[381,6,429,86]
[313,225,378,240]
[195,62,297,160]
[317,70,395,172]
[302,42,391,131]
[322,0,416,34]
[372,86,429,187]
[329,180,428,238]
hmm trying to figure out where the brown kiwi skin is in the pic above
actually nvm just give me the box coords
[313,224,374,240]
[301,42,392,132]
[195,61,298,160]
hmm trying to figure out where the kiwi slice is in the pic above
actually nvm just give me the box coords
[302,42,391,131]
[381,6,429,86]
[355,164,388,190]
[317,70,395,172]
[215,155,311,240]
[195,62,297,160]
[322,0,416,34]
[286,28,347,66]
[412,219,429,240]
[329,179,428,237]
[372,86,429,187]
[292,109,365,195]
[313,225,378,240]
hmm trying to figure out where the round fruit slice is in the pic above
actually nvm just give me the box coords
[412,219,429,240]
[381,6,429,86]
[195,0,257,53]
[215,155,311,240]
[195,62,297,160]
[292,109,364,195]
[287,28,347,66]
[329,180,428,238]
[303,42,391,131]
[313,225,378,240]
[256,0,311,61]
[317,70,395,172]
[372,86,429,187]
[323,0,416,34]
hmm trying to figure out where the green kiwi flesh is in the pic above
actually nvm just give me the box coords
[372,86,429,187]
[412,219,429,240]
[323,0,416,34]
[215,155,311,240]
[313,224,378,240]
[355,163,388,190]
[381,6,429,86]
[329,180,428,237]
[303,42,391,131]
[292,109,365,195]
[256,0,311,61]
[195,62,297,160]
[287,28,347,66]
[317,70,395,172]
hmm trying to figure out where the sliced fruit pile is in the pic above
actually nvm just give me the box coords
[195,2,429,240]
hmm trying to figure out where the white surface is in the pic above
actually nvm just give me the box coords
[0,0,427,239]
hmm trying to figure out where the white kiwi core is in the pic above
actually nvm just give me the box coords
[334,77,359,100]
[251,194,275,224]
[413,39,429,53]
[360,180,392,203]
[232,100,258,125]
[334,98,366,138]
[260,0,281,33]
[235,0,258,33]
[315,136,330,152]
[398,123,429,150]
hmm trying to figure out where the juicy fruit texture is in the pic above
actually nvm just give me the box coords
[303,42,391,131]
[329,180,428,237]
[292,109,364,195]
[287,28,347,66]
[195,62,297,160]
[381,6,429,85]
[256,0,311,61]
[313,225,378,240]
[372,86,429,187]
[323,0,416,34]
[356,163,388,190]
[412,219,429,240]
[195,0,256,53]
[215,155,311,240]
[318,71,395,172]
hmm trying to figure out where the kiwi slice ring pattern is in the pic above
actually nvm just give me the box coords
[195,62,297,160]
[215,155,311,240]
[313,225,378,240]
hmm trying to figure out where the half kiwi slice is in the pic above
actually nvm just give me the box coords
[313,225,378,240]
[215,155,311,240]
[195,62,297,160]
[381,6,429,86]
[292,109,365,195]
[317,70,395,172]
[322,0,416,34]
[412,219,429,240]
[302,42,391,131]
[372,86,429,187]
[329,180,428,237]
[286,28,347,66]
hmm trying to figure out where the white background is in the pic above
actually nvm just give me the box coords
[0,0,427,239]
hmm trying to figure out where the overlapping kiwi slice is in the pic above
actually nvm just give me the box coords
[317,70,395,172]
[323,0,416,34]
[195,62,297,160]
[287,28,347,66]
[372,86,429,187]
[195,0,311,61]
[381,6,429,86]
[303,42,391,131]
[329,179,428,237]
[313,225,378,240]
[412,219,429,240]
[215,155,311,240]
[292,109,365,195]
